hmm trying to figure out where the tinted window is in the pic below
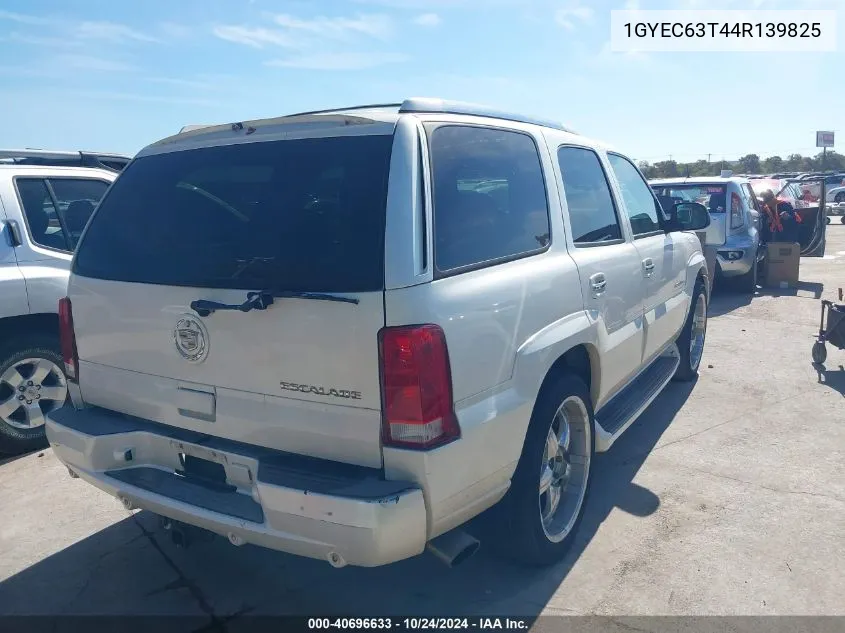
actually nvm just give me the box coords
[741,184,760,212]
[49,179,109,249]
[75,135,393,292]
[608,154,662,236]
[15,179,69,251]
[651,184,726,213]
[429,126,550,273]
[557,147,621,244]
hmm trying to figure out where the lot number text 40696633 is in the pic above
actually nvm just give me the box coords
[307,618,529,630]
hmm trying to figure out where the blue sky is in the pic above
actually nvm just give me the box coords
[0,0,841,163]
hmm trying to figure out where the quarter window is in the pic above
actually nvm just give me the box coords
[49,179,109,249]
[16,179,69,251]
[15,178,109,252]
[557,147,621,244]
[429,125,550,273]
[607,154,663,236]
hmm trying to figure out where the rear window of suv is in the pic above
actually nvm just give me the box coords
[651,184,727,213]
[73,134,393,293]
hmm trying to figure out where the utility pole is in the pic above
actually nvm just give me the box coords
[707,153,711,163]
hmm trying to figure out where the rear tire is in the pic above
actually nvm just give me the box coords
[673,280,707,383]
[484,373,594,567]
[840,216,845,225]
[0,335,68,455]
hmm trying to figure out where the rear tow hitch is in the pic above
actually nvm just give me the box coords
[159,517,215,549]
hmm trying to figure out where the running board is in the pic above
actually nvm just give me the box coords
[594,346,680,452]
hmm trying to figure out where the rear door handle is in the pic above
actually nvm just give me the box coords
[589,272,607,294]
[642,258,655,277]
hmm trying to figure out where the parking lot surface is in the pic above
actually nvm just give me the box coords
[1,231,844,622]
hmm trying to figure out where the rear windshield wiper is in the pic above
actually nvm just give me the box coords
[190,290,359,317]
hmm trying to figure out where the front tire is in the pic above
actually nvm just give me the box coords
[673,280,707,382]
[0,335,68,454]
[486,373,594,566]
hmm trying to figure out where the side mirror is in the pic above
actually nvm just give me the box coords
[668,201,710,232]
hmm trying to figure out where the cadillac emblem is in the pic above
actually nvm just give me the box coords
[173,315,210,363]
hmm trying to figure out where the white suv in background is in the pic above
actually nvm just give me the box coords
[0,150,126,453]
[46,99,710,568]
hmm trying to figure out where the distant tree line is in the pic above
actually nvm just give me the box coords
[637,151,845,179]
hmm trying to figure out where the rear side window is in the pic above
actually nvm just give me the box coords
[428,125,550,273]
[50,179,109,249]
[16,179,68,251]
[557,147,621,244]
[15,178,109,252]
[74,135,394,292]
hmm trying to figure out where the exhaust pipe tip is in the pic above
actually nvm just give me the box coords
[426,529,480,568]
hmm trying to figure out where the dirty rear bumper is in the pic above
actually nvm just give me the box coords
[46,406,427,567]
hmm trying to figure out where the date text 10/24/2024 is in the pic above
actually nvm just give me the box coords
[307,618,529,630]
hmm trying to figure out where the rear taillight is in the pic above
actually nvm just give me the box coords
[58,297,78,382]
[379,324,460,449]
[730,192,744,230]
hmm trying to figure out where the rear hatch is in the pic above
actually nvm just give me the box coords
[652,183,727,245]
[68,130,394,468]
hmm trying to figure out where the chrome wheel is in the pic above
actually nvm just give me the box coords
[538,395,591,543]
[689,293,707,371]
[0,357,67,430]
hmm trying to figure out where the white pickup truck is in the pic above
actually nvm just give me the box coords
[46,99,711,568]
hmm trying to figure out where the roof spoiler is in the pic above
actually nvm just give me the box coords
[179,124,214,133]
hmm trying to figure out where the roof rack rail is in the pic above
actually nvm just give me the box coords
[282,103,404,119]
[398,97,577,134]
[0,149,131,172]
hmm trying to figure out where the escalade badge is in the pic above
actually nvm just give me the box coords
[173,315,210,363]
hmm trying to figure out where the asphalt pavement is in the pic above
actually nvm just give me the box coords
[1,229,844,624]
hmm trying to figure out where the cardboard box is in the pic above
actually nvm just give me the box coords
[764,242,800,288]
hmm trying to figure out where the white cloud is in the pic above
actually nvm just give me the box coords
[146,77,214,90]
[272,13,394,40]
[0,10,55,26]
[68,90,216,107]
[159,22,192,39]
[555,6,594,30]
[213,13,394,50]
[0,32,83,48]
[413,13,442,26]
[76,21,158,43]
[212,25,302,48]
[61,55,138,72]
[266,51,408,70]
